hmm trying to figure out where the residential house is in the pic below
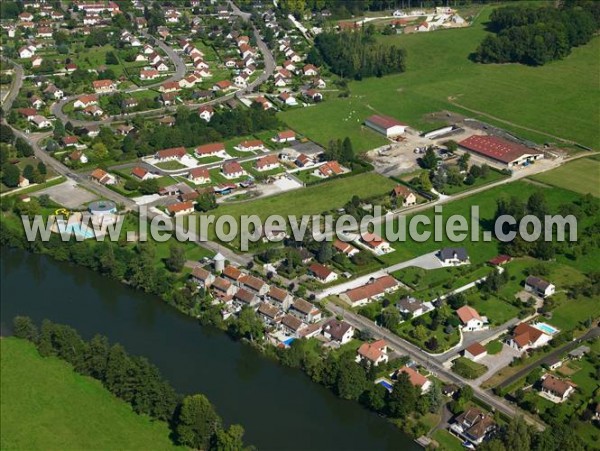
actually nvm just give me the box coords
[155,147,186,162]
[540,374,576,403]
[438,247,469,265]
[391,185,417,207]
[212,276,237,300]
[212,80,233,92]
[31,56,44,68]
[303,64,319,76]
[167,201,194,217]
[393,366,432,393]
[304,89,323,102]
[238,274,269,296]
[290,299,322,323]
[356,340,388,367]
[131,166,150,181]
[195,142,226,158]
[254,96,274,110]
[234,288,260,307]
[44,84,63,99]
[257,302,282,326]
[188,168,211,185]
[198,105,214,122]
[507,323,552,352]
[18,176,30,188]
[222,265,243,284]
[74,95,98,109]
[278,92,297,106]
[160,81,180,93]
[140,69,160,80]
[456,305,488,332]
[30,96,44,109]
[281,314,307,338]
[450,408,496,446]
[92,79,117,93]
[333,239,359,257]
[67,150,88,164]
[340,275,399,307]
[361,232,392,254]
[525,276,555,298]
[90,168,116,185]
[222,161,246,179]
[315,161,345,178]
[267,286,293,311]
[464,342,487,361]
[397,296,426,318]
[236,140,265,152]
[322,319,354,345]
[308,263,338,284]
[255,155,280,172]
[273,130,296,143]
[30,115,52,128]
[294,153,313,167]
[83,105,104,117]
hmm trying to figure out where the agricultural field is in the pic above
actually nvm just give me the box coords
[280,7,599,152]
[0,338,178,451]
[530,157,600,197]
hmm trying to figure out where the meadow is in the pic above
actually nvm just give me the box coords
[530,157,600,197]
[280,6,599,152]
[0,338,179,450]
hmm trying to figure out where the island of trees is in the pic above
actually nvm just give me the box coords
[474,1,599,66]
[308,29,406,80]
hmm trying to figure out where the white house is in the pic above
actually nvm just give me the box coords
[540,374,576,403]
[188,167,211,185]
[507,323,552,352]
[394,366,432,394]
[456,306,488,332]
[308,263,338,284]
[438,247,469,266]
[167,201,195,217]
[322,319,354,345]
[356,340,388,367]
[361,232,392,255]
[464,342,487,361]
[525,276,555,298]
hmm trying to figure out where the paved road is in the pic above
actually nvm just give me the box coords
[497,326,600,390]
[0,58,24,112]
[325,301,546,430]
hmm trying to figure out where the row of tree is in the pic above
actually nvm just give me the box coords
[309,31,406,79]
[12,316,251,450]
[474,2,599,65]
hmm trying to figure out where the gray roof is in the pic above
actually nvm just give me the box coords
[439,247,469,261]
[526,276,552,291]
[397,296,425,313]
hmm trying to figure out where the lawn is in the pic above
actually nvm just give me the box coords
[379,180,583,267]
[485,340,503,355]
[280,7,600,151]
[432,429,463,451]
[530,158,600,197]
[155,161,187,171]
[452,356,488,379]
[0,338,179,451]
[464,291,521,326]
[197,172,396,248]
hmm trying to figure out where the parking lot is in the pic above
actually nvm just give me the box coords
[32,180,98,209]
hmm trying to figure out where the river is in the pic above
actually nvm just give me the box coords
[0,249,419,451]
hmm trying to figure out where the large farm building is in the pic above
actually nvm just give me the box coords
[365,115,408,137]
[458,135,544,168]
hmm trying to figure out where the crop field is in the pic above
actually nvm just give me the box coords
[0,338,178,450]
[280,6,599,152]
[530,157,600,197]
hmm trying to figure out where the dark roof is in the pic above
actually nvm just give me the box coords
[322,319,352,341]
[525,276,552,291]
[439,247,469,261]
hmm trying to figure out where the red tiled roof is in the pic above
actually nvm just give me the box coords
[466,342,486,357]
[255,154,279,169]
[189,167,209,179]
[131,166,148,179]
[366,114,407,129]
[396,366,428,387]
[343,275,398,303]
[167,201,193,214]
[195,142,225,155]
[309,263,333,280]
[458,135,542,164]
[456,305,482,324]
[357,339,387,362]
[156,147,186,159]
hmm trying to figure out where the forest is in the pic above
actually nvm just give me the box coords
[308,30,406,79]
[474,1,599,65]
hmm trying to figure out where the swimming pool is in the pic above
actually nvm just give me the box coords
[533,322,559,335]
[376,379,393,392]
[283,337,295,346]
[57,222,96,240]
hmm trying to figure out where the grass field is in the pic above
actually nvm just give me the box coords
[432,429,463,451]
[485,340,503,355]
[530,158,600,197]
[280,7,599,152]
[0,338,179,451]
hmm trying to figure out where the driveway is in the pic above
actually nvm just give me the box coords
[472,344,522,386]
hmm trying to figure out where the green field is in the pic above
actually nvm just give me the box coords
[281,7,600,152]
[530,158,600,197]
[0,338,179,450]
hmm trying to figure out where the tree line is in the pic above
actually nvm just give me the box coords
[474,1,599,66]
[11,316,252,451]
[308,30,406,80]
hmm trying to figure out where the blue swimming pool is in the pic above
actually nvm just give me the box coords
[57,222,96,239]
[283,337,295,346]
[534,322,559,335]
[378,380,393,391]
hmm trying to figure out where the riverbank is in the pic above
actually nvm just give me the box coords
[0,248,418,450]
[0,337,180,450]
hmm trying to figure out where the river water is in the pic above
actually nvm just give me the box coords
[0,248,418,451]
